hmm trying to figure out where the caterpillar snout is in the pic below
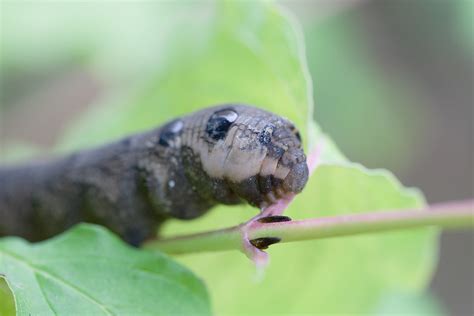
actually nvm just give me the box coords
[258,147,308,205]
[283,160,309,194]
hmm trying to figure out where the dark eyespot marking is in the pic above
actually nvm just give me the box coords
[159,119,184,147]
[259,124,275,145]
[206,108,238,141]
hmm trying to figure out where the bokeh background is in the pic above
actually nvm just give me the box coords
[1,0,472,314]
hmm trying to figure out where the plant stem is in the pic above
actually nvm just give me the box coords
[144,199,474,255]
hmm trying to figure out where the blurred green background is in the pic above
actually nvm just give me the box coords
[0,0,472,315]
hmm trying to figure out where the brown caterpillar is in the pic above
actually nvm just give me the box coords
[0,104,308,246]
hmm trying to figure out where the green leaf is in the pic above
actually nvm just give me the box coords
[0,224,210,316]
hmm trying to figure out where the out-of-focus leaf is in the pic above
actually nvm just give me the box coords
[0,2,203,83]
[0,142,41,164]
[305,12,429,170]
[455,0,474,52]
[373,291,446,316]
[0,224,210,315]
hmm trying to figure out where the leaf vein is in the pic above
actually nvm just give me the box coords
[33,271,58,316]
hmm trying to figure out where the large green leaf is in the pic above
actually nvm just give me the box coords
[0,224,210,315]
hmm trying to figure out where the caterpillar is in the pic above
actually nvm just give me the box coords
[0,104,309,246]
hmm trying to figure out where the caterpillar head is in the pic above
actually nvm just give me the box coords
[191,104,309,208]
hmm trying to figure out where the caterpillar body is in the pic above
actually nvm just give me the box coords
[0,105,309,246]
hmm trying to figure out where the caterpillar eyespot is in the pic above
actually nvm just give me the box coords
[205,108,238,141]
[158,119,184,147]
[0,104,309,246]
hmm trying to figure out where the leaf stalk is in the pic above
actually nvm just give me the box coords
[144,199,474,255]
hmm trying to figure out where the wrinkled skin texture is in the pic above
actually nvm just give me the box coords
[0,104,308,246]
